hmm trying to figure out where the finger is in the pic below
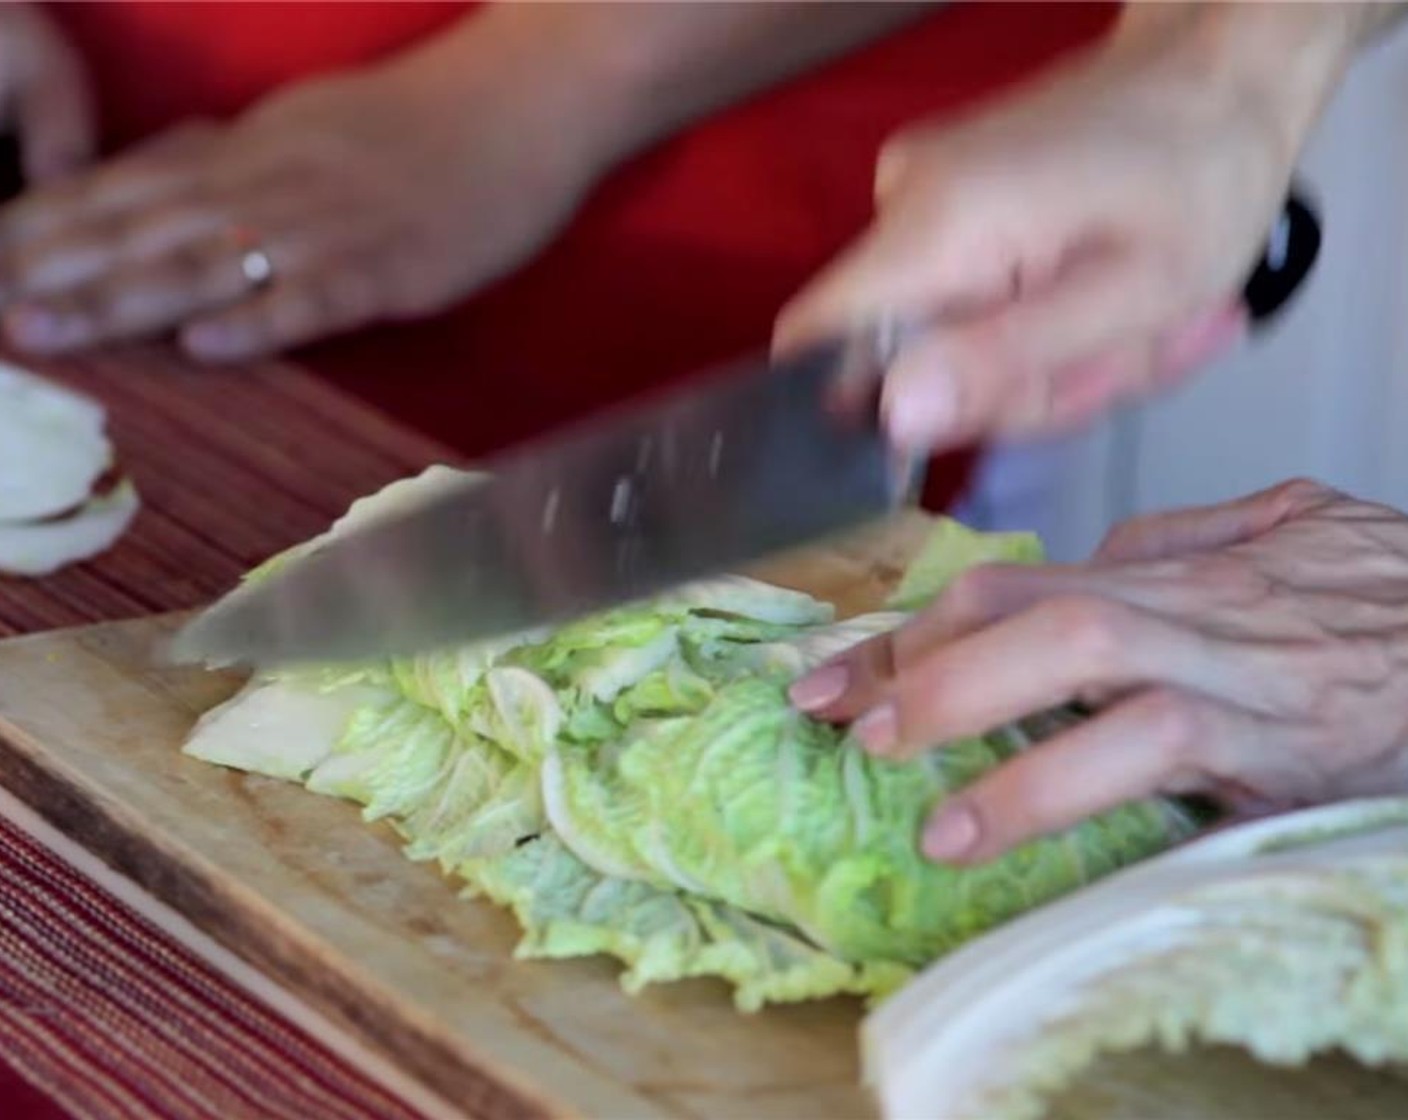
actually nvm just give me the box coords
[880,254,1186,452]
[1150,300,1248,388]
[0,122,212,252]
[773,201,1018,360]
[2,202,223,299]
[792,556,1227,725]
[1033,300,1249,435]
[180,257,384,361]
[14,45,96,184]
[919,687,1242,863]
[844,594,1240,759]
[789,563,1029,719]
[1095,478,1338,564]
[2,237,259,353]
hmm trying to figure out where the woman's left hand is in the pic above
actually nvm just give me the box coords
[790,479,1408,864]
[0,29,614,362]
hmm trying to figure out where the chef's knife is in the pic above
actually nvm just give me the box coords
[172,332,910,667]
[171,188,1320,669]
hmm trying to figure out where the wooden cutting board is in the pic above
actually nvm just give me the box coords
[0,514,930,1120]
[0,508,1404,1120]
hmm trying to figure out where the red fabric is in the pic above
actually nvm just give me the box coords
[0,810,433,1120]
[46,1,1118,511]
[48,1,471,142]
[0,1056,70,1120]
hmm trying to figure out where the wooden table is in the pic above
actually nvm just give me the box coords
[0,344,452,1120]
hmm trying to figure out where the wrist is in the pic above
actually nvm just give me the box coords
[1110,2,1361,170]
[383,7,644,189]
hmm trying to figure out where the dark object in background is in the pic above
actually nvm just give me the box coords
[1244,186,1321,325]
[0,134,22,204]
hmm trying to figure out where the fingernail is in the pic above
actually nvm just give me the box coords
[789,665,848,711]
[851,704,898,755]
[923,802,980,861]
[884,375,956,451]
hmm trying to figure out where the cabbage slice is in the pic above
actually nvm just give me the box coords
[0,478,140,577]
[863,798,1408,1120]
[0,362,139,576]
[0,362,112,523]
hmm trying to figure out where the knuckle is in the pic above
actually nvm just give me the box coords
[1136,688,1202,763]
[1268,477,1338,519]
[874,131,927,202]
[940,566,999,620]
[1096,521,1142,558]
[1042,595,1129,671]
[1189,554,1272,607]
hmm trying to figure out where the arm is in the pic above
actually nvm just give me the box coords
[1113,1,1408,168]
[0,1,940,360]
[1352,2,1408,42]
[391,2,940,177]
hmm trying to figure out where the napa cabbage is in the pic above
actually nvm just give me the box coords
[184,466,1192,1009]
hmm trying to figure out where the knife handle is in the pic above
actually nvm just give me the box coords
[1242,185,1320,328]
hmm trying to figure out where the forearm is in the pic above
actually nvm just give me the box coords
[1111,3,1408,169]
[394,2,938,175]
[1349,2,1408,46]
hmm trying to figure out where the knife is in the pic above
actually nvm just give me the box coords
[171,188,1321,669]
[171,331,910,667]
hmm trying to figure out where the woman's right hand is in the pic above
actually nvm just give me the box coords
[0,4,95,185]
[775,3,1372,455]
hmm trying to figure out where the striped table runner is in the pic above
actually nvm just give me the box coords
[0,345,453,635]
[0,347,455,1119]
[0,807,433,1120]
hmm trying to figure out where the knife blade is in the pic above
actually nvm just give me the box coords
[171,338,912,668]
[172,188,1322,671]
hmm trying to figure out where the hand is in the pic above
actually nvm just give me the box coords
[0,4,95,184]
[0,24,615,362]
[790,479,1408,863]
[775,4,1362,453]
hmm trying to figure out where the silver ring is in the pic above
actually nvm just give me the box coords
[239,246,273,288]
[228,225,274,290]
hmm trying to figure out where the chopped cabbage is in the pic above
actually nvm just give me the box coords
[183,466,1193,1009]
[0,363,139,576]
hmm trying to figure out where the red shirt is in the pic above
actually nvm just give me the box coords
[47,1,1116,509]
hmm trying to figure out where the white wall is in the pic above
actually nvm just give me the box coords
[958,25,1408,561]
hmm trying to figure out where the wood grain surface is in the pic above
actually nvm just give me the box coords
[0,514,935,1120]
